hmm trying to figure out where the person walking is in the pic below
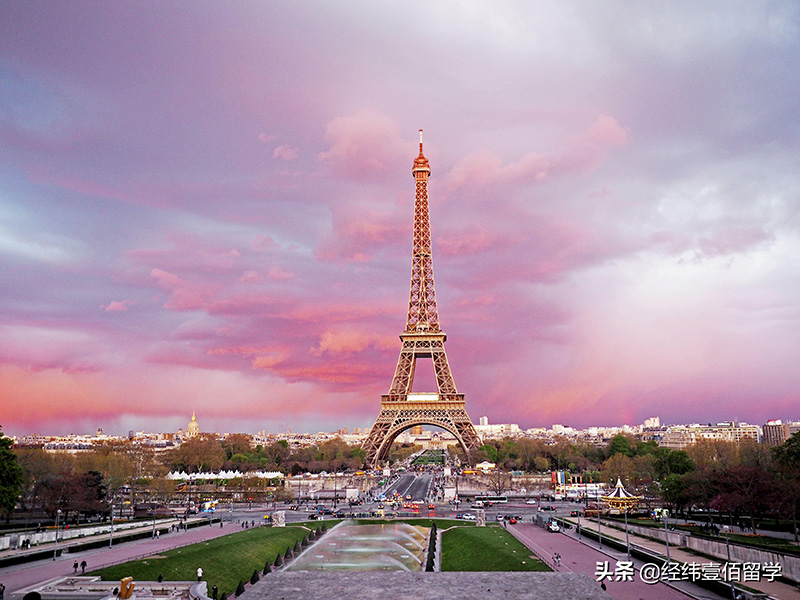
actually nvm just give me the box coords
[1,581,6,600]
[80,560,87,574]
[73,561,79,575]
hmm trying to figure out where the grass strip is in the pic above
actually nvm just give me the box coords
[90,525,315,597]
[440,525,550,572]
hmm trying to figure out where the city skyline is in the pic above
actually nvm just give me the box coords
[2,3,800,437]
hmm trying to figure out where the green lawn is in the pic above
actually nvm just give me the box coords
[90,524,318,597]
[440,525,550,572]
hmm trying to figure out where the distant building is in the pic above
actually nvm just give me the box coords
[186,412,200,439]
[643,417,661,429]
[474,418,520,438]
[762,420,800,447]
[660,421,759,449]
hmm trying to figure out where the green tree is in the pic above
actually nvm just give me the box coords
[601,453,634,484]
[660,473,691,513]
[0,427,24,520]
[773,432,800,542]
[222,434,253,460]
[773,431,800,468]
[607,435,634,458]
[169,435,226,473]
[654,448,695,480]
[478,444,498,463]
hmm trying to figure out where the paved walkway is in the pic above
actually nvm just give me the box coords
[585,519,800,600]
[508,523,697,600]
[0,521,240,595]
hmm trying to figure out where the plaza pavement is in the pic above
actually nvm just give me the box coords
[0,520,240,595]
[585,518,800,600]
[509,519,800,600]
[509,522,711,600]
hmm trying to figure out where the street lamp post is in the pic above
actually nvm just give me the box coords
[723,526,736,600]
[577,514,581,541]
[53,509,61,560]
[109,503,114,548]
[664,517,671,568]
[624,507,631,560]
[597,507,602,549]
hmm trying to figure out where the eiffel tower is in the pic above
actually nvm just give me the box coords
[362,132,481,465]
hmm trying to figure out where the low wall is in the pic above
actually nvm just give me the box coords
[604,520,800,585]
[1,518,182,551]
[686,536,800,584]
[622,522,686,547]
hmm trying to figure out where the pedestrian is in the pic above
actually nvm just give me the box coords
[80,560,87,574]
[157,575,163,583]
[1,581,6,600]
[211,585,218,600]
[73,561,79,574]
[196,567,203,582]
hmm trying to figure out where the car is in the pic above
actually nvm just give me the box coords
[570,510,580,517]
[428,504,436,510]
[539,505,556,511]
[525,499,538,505]
[509,517,517,524]
[455,513,464,519]
[547,521,560,533]
[405,495,412,500]
[496,514,505,521]
[462,513,476,521]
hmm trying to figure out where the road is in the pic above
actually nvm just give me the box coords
[383,474,434,502]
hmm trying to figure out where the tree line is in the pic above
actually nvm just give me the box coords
[2,425,798,536]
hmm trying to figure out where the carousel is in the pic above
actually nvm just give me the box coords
[601,478,642,513]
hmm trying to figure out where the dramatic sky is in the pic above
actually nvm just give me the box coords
[2,1,799,436]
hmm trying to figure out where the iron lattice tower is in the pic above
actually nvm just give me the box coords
[362,132,481,465]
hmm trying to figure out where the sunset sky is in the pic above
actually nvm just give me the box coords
[2,2,799,437]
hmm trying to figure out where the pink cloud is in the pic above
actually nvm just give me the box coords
[315,210,407,262]
[150,268,217,310]
[103,300,134,312]
[318,111,410,180]
[268,266,295,280]
[239,270,263,283]
[311,329,397,358]
[272,144,299,161]
[436,226,501,257]
[442,115,629,193]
